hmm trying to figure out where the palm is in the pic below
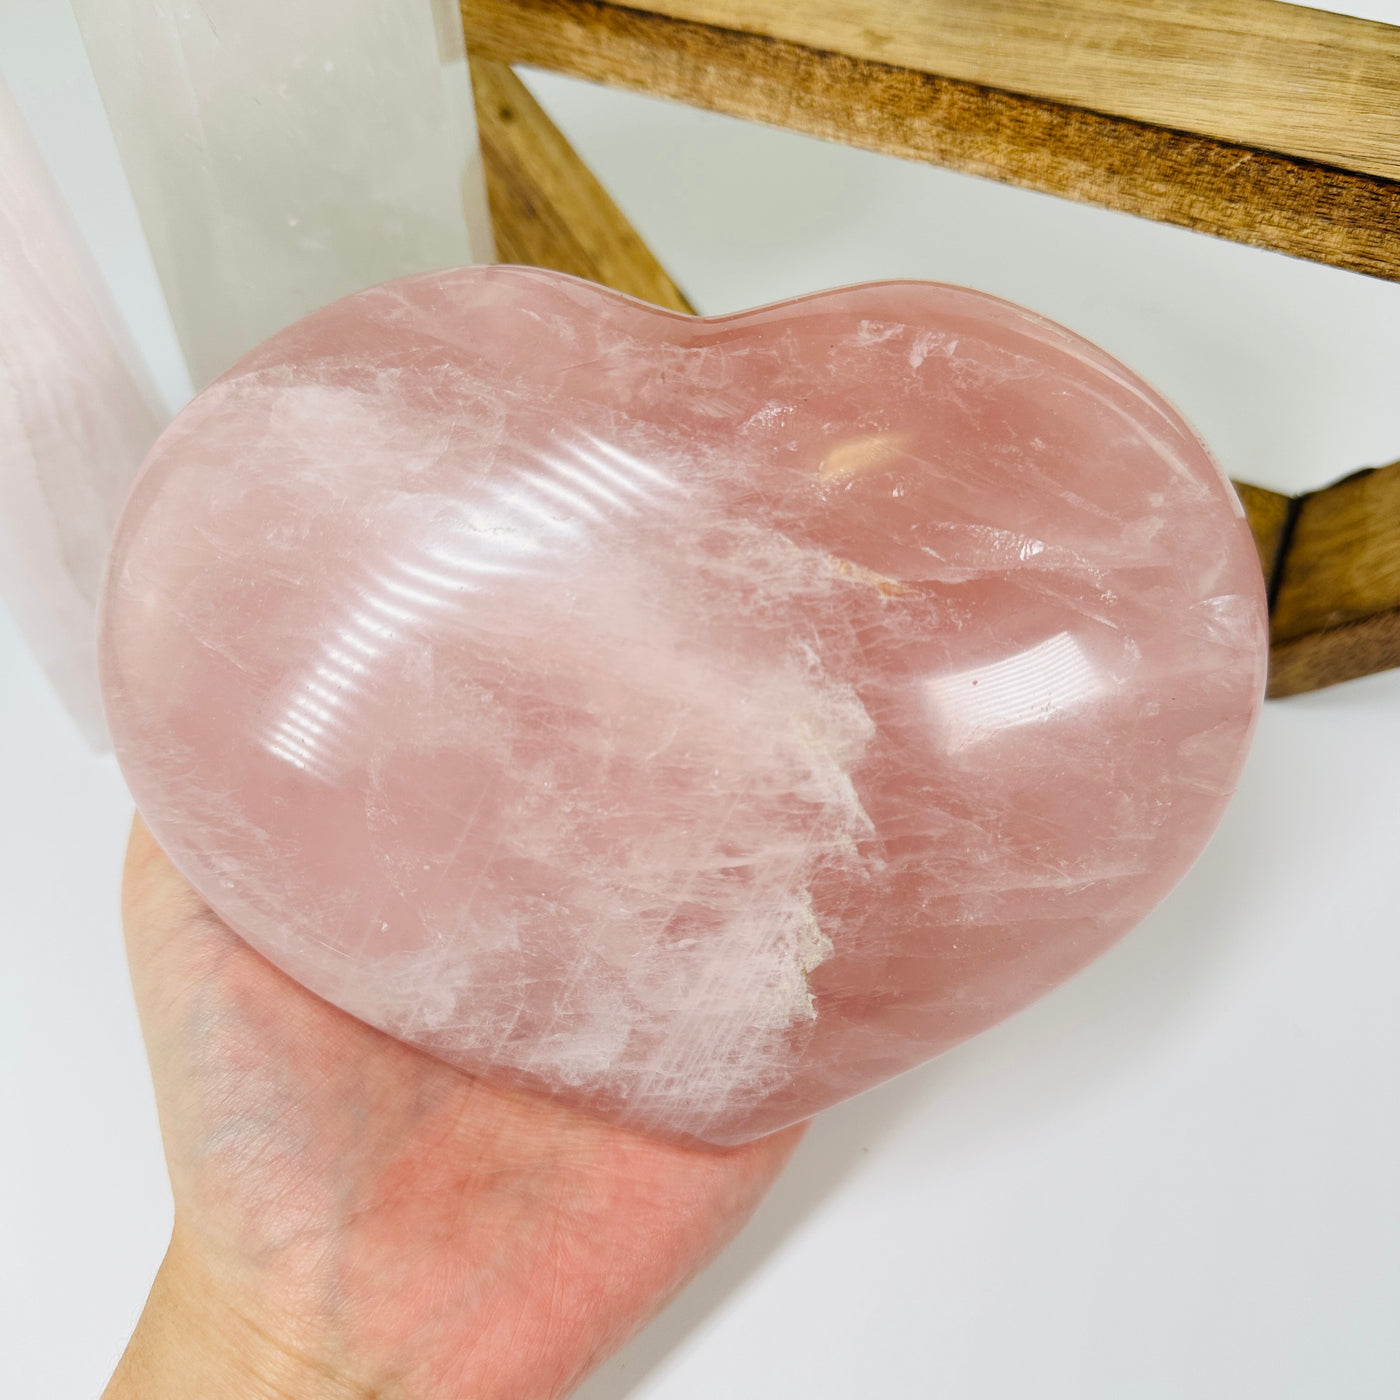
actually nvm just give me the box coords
[122,817,802,1400]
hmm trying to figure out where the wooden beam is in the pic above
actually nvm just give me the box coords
[1233,480,1293,591]
[471,55,694,312]
[1269,611,1400,699]
[463,0,1400,283]
[1267,459,1400,697]
[621,0,1400,184]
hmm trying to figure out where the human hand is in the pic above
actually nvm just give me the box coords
[106,817,803,1399]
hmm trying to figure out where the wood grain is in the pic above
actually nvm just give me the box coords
[471,55,694,312]
[1269,610,1400,698]
[629,0,1400,183]
[1233,480,1293,594]
[1267,459,1400,696]
[463,0,1400,283]
[1271,461,1400,642]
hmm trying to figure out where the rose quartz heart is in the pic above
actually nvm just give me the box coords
[100,267,1267,1144]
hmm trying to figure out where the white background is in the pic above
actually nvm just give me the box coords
[2,1,1399,1395]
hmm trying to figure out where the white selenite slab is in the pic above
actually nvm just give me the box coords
[0,75,163,747]
[71,0,494,388]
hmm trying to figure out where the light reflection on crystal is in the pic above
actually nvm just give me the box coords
[259,428,684,781]
[925,631,1107,751]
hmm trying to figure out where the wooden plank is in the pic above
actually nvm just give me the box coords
[625,0,1400,184]
[1233,480,1293,592]
[1269,610,1400,698]
[1272,461,1400,643]
[463,0,1400,283]
[471,55,695,312]
[1267,459,1400,697]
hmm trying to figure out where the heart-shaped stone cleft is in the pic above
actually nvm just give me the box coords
[100,267,1267,1145]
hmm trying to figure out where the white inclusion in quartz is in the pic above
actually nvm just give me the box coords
[269,452,877,1131]
[357,629,872,1136]
[71,0,493,387]
[925,630,1107,751]
[0,77,163,746]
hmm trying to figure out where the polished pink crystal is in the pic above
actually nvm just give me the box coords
[100,267,1268,1144]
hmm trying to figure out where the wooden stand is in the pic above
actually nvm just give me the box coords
[462,0,1400,698]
